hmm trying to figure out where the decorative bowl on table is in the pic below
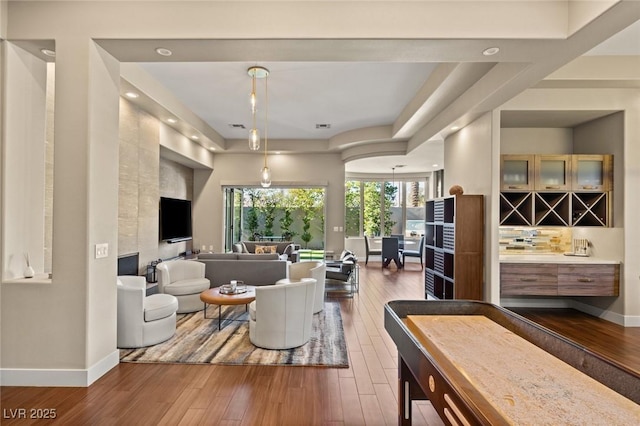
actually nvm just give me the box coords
[219,281,247,294]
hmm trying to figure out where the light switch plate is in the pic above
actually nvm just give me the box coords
[95,243,109,259]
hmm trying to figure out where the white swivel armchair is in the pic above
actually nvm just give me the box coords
[277,261,326,313]
[248,278,316,350]
[156,260,211,313]
[117,275,179,348]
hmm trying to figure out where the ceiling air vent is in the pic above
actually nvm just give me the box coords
[315,124,331,129]
[229,123,246,129]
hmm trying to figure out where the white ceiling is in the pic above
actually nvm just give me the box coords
[139,62,437,141]
[89,7,639,175]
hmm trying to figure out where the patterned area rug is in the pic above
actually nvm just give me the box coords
[119,302,348,367]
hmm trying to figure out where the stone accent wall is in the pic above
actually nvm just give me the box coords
[119,98,193,273]
[158,157,193,260]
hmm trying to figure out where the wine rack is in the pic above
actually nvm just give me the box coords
[500,191,610,227]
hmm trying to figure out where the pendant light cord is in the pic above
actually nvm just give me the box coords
[263,74,269,168]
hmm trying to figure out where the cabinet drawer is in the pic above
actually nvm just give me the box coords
[501,263,558,296]
[558,264,619,296]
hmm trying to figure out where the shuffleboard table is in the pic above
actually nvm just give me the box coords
[384,300,640,425]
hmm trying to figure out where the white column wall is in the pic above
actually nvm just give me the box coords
[444,112,496,302]
[1,39,120,385]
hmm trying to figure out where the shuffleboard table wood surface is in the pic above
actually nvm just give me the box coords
[405,315,640,425]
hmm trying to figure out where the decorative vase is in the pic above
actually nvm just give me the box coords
[24,266,35,278]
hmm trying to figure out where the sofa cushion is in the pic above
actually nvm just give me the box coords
[237,253,279,261]
[199,253,237,260]
[164,278,210,296]
[144,293,178,322]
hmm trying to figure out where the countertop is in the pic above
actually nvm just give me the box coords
[500,254,620,264]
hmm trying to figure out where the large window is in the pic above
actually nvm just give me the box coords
[224,187,326,251]
[346,178,428,237]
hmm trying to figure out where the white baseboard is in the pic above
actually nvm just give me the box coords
[500,298,640,327]
[0,350,119,387]
[569,300,640,327]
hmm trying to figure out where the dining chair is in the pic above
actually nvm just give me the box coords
[402,235,425,269]
[391,234,405,251]
[382,237,402,269]
[364,235,381,266]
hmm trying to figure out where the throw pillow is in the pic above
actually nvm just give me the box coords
[255,245,278,254]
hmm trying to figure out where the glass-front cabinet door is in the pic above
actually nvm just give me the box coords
[572,154,612,191]
[501,155,534,191]
[534,155,571,191]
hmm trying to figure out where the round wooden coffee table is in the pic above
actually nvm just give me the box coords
[200,286,256,330]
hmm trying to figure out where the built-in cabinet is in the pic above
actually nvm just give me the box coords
[500,263,619,296]
[535,155,571,191]
[425,195,484,300]
[500,154,612,227]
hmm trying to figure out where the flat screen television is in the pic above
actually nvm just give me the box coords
[159,197,193,243]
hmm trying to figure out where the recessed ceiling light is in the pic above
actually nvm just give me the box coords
[432,164,439,168]
[155,47,173,57]
[191,135,199,140]
[275,151,281,155]
[209,147,216,151]
[482,47,500,56]
[451,126,460,131]
[40,48,56,57]
[167,118,177,124]
[124,92,139,99]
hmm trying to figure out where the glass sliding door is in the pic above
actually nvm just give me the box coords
[223,188,243,252]
[223,186,326,251]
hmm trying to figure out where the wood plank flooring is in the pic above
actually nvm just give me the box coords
[510,307,640,376]
[1,261,443,425]
[2,261,639,424]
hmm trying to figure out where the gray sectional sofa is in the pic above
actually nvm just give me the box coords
[196,253,288,287]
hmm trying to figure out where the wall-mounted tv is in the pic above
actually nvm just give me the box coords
[159,197,193,243]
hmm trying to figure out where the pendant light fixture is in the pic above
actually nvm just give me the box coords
[248,66,271,187]
[248,66,269,151]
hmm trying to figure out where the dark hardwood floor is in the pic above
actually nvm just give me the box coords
[2,261,639,424]
[510,307,640,376]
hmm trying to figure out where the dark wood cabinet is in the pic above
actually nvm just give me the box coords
[425,195,484,300]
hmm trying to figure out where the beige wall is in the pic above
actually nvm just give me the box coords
[0,1,6,39]
[193,152,346,255]
[44,64,55,273]
[1,43,47,280]
[444,112,495,301]
[501,128,573,154]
